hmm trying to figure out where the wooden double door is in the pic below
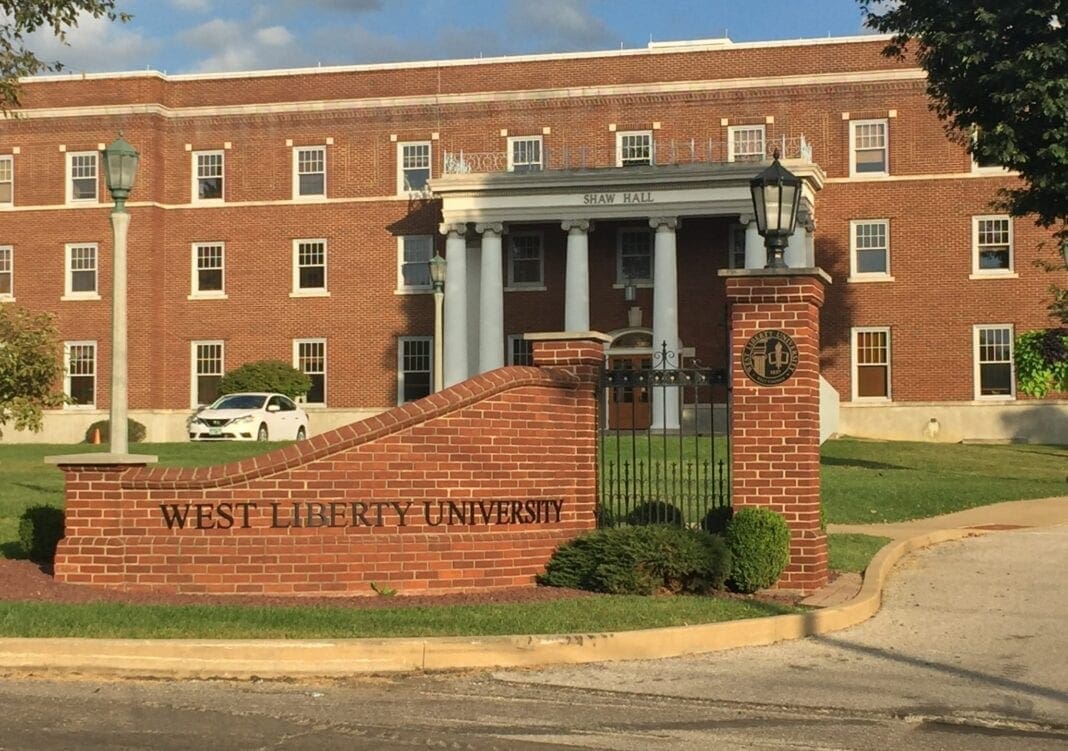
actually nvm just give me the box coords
[607,355,652,430]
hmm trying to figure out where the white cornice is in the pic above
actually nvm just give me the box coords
[11,69,925,121]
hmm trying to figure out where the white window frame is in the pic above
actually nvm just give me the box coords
[616,131,653,167]
[507,334,534,366]
[66,151,99,204]
[396,235,433,292]
[397,335,433,405]
[727,125,766,163]
[190,340,224,408]
[192,150,225,203]
[616,228,654,285]
[971,215,1015,276]
[506,231,544,289]
[507,136,543,172]
[849,119,889,178]
[294,338,327,406]
[973,325,1015,400]
[64,340,97,409]
[189,242,226,299]
[0,245,12,300]
[397,141,431,195]
[0,154,13,206]
[292,145,326,199]
[63,243,100,300]
[849,219,893,281]
[728,224,746,270]
[291,238,329,296]
[851,326,892,402]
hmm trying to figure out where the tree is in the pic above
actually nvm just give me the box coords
[0,1,130,109]
[0,305,67,437]
[219,360,312,399]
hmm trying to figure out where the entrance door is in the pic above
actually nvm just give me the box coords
[607,355,652,430]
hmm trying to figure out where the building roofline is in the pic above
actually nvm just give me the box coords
[22,33,894,85]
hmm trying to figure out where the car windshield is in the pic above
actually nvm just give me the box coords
[211,394,267,410]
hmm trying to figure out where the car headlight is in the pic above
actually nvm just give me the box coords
[231,414,256,425]
[188,416,204,428]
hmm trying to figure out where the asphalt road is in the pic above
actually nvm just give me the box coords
[1,525,1065,750]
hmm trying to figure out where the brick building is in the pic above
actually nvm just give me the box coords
[2,34,1065,444]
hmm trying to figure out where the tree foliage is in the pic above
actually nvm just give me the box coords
[219,360,312,399]
[859,1,1068,228]
[0,305,66,437]
[0,1,130,109]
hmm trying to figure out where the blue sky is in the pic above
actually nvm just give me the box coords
[29,0,876,76]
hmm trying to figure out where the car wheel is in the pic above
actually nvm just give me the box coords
[257,424,269,441]
[296,426,307,441]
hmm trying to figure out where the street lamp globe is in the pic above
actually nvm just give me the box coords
[749,152,802,269]
[102,134,140,210]
[429,251,447,291]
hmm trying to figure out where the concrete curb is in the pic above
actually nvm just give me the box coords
[0,527,987,680]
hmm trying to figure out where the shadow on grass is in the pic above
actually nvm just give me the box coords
[12,482,60,494]
[820,457,906,471]
[0,541,26,560]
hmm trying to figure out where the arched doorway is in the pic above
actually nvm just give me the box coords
[605,328,655,430]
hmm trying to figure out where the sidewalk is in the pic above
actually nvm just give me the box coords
[1,496,1066,680]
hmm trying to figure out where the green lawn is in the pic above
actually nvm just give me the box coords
[827,534,892,573]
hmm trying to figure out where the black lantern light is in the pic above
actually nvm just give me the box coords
[749,151,802,269]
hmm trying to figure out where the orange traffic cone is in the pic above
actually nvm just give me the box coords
[91,427,101,445]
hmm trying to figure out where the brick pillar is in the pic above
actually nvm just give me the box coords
[721,270,829,592]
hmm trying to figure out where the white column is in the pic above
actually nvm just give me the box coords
[109,210,130,455]
[784,222,808,268]
[743,218,765,270]
[563,219,591,332]
[465,240,481,378]
[440,223,468,387]
[477,222,505,372]
[650,216,681,432]
[804,217,816,267]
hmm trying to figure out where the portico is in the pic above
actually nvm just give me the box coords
[432,160,824,429]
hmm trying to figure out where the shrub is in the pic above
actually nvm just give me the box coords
[539,525,731,595]
[700,505,734,535]
[84,417,147,444]
[18,505,64,564]
[724,507,791,594]
[219,360,312,399]
[625,500,684,527]
[595,503,616,528]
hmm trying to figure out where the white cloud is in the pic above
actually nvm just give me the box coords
[170,0,211,11]
[26,12,159,74]
[182,18,308,72]
[506,0,618,51]
[255,25,294,47]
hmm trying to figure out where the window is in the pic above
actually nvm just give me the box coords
[64,342,96,407]
[398,141,430,193]
[398,336,432,404]
[728,125,766,162]
[292,239,327,294]
[193,150,224,201]
[294,339,326,405]
[852,327,891,401]
[849,119,888,177]
[192,341,223,407]
[397,235,433,290]
[507,232,543,287]
[974,325,1014,399]
[0,246,11,299]
[507,335,534,366]
[67,151,98,203]
[293,146,326,198]
[64,243,99,299]
[850,220,891,278]
[191,243,225,297]
[973,216,1013,273]
[0,155,12,205]
[508,136,543,172]
[728,224,746,269]
[616,131,652,167]
[971,127,1003,172]
[617,228,653,284]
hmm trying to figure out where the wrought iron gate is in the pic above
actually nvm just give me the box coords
[598,341,731,529]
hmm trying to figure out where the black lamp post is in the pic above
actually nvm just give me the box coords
[749,151,802,269]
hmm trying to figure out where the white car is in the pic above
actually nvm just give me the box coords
[188,392,309,442]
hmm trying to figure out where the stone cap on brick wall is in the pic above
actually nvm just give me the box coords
[718,267,832,284]
[523,331,613,343]
[45,453,158,467]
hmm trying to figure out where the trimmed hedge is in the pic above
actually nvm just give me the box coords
[539,525,731,595]
[18,505,64,564]
[84,417,147,444]
[219,360,311,399]
[724,507,791,594]
[625,500,684,526]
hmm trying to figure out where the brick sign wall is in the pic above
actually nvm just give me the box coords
[52,337,604,596]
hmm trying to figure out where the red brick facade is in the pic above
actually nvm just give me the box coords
[1,36,1063,434]
[52,338,602,595]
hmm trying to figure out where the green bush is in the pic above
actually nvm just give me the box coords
[595,503,616,528]
[84,417,147,444]
[219,360,312,399]
[18,505,64,564]
[539,525,731,595]
[700,505,734,535]
[724,507,791,594]
[625,500,684,526]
